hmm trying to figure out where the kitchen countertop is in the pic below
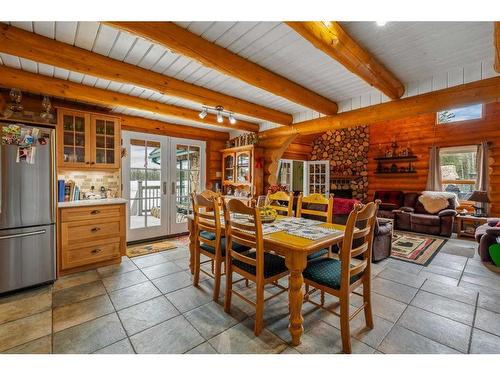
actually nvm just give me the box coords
[58,198,127,208]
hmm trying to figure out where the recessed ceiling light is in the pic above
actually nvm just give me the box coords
[376,21,387,26]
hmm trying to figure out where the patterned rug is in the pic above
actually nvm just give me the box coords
[391,231,447,266]
[126,240,177,258]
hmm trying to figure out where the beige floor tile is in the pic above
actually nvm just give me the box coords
[141,261,182,280]
[461,273,500,292]
[351,292,407,323]
[378,326,459,354]
[420,279,477,305]
[411,290,475,325]
[398,305,471,353]
[53,294,115,333]
[377,268,427,288]
[97,257,138,278]
[53,280,106,308]
[186,342,218,354]
[108,281,161,310]
[131,253,169,269]
[0,285,52,325]
[419,271,459,286]
[371,277,418,304]
[102,269,148,292]
[118,296,179,336]
[0,310,52,352]
[152,271,194,294]
[475,308,500,337]
[2,335,51,354]
[53,270,100,291]
[166,284,213,313]
[53,313,126,354]
[130,315,204,354]
[477,288,500,314]
[209,318,287,354]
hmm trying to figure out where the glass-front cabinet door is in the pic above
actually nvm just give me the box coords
[236,151,251,184]
[57,110,90,168]
[223,153,235,182]
[91,115,121,169]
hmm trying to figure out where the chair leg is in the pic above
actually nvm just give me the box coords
[245,279,249,287]
[320,290,325,306]
[363,277,374,329]
[193,245,201,286]
[339,295,352,354]
[211,259,214,274]
[254,281,265,336]
[224,259,233,313]
[213,258,222,302]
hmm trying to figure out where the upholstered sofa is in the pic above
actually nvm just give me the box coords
[392,192,458,237]
[475,218,500,262]
[372,219,393,262]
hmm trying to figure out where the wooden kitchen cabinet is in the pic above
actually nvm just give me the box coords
[57,108,121,170]
[57,203,126,275]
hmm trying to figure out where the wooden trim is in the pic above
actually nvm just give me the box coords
[286,22,404,99]
[258,74,500,140]
[495,22,500,74]
[0,24,291,125]
[104,22,338,115]
[0,65,259,132]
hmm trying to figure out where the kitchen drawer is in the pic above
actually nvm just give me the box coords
[61,240,120,270]
[60,204,122,222]
[61,218,121,247]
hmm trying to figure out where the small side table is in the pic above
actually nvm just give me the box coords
[456,215,488,239]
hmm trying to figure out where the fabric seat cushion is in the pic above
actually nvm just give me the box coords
[303,258,361,290]
[199,231,248,255]
[307,248,329,260]
[232,252,288,278]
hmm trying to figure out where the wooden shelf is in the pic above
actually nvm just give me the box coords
[331,174,360,179]
[374,155,417,162]
[375,171,417,176]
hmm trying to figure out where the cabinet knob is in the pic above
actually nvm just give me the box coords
[91,248,102,254]
[86,161,90,165]
[91,227,101,232]
[90,210,100,215]
[90,161,95,165]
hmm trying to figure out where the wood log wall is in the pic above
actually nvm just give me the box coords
[368,102,499,216]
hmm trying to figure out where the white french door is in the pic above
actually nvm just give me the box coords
[122,131,205,242]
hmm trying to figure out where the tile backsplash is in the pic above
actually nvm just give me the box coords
[58,170,121,197]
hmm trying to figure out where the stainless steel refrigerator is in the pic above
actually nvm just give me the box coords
[0,122,56,294]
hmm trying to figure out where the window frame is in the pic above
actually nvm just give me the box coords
[436,104,485,125]
[439,144,478,201]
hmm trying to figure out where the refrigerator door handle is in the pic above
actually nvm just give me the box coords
[0,229,46,240]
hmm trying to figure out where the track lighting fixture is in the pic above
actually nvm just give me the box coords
[199,105,237,125]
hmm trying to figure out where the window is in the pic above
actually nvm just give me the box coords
[437,104,483,124]
[277,160,329,197]
[440,145,477,200]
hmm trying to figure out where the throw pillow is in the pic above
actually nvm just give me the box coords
[495,222,500,227]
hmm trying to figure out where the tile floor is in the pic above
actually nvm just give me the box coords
[1,236,500,354]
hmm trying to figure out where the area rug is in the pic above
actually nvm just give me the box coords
[391,231,447,266]
[126,240,177,258]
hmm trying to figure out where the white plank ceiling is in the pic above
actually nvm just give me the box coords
[0,21,497,133]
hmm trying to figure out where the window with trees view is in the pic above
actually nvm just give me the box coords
[437,104,483,124]
[440,145,477,200]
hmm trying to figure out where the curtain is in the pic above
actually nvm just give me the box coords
[426,146,442,191]
[477,141,490,214]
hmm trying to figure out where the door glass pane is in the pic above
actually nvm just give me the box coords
[75,117,85,132]
[175,144,201,224]
[95,119,105,134]
[95,149,105,164]
[63,115,73,131]
[129,139,162,230]
[106,121,115,135]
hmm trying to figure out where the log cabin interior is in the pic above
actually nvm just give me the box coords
[1,2,500,365]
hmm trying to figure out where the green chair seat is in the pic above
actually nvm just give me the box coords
[232,252,288,278]
[199,231,249,255]
[307,248,328,260]
[303,258,361,290]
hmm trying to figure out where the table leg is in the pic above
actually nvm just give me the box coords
[285,252,307,346]
[188,218,195,275]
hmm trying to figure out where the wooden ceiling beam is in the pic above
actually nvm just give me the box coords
[0,24,290,125]
[286,22,405,99]
[0,65,259,132]
[104,22,338,115]
[495,22,500,73]
[258,75,500,141]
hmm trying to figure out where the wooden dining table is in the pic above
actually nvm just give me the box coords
[187,214,349,346]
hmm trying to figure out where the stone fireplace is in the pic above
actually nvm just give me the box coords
[310,125,369,201]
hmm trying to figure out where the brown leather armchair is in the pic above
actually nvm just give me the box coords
[393,192,457,237]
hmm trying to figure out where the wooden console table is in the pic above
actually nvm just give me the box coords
[456,215,488,239]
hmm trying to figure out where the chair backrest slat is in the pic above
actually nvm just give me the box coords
[338,200,380,289]
[266,191,294,217]
[296,193,334,223]
[191,192,223,255]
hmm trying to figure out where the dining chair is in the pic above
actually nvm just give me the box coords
[191,193,248,302]
[266,190,294,216]
[296,193,334,260]
[223,198,289,335]
[302,200,380,353]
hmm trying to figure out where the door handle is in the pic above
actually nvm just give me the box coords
[171,182,175,195]
[91,227,101,232]
[163,182,167,195]
[90,210,100,215]
[0,230,46,240]
[91,248,102,254]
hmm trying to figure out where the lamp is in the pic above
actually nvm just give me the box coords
[468,190,490,217]
[198,108,208,119]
